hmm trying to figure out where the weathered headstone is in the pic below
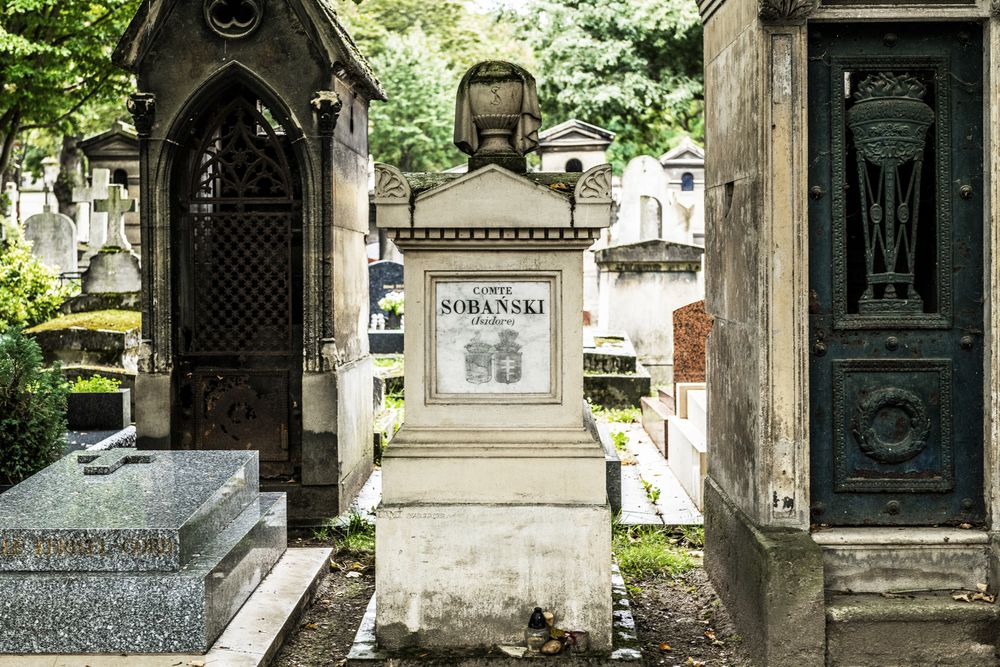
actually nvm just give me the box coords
[368,260,404,326]
[373,61,614,655]
[81,184,141,294]
[672,299,712,385]
[0,449,285,653]
[616,155,668,245]
[23,204,76,276]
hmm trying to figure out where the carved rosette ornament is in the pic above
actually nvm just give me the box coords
[311,90,343,137]
[373,164,410,202]
[204,0,263,39]
[758,0,816,21]
[852,387,931,464]
[126,93,156,137]
[574,165,612,202]
[847,73,934,314]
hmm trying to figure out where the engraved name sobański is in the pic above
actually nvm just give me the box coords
[435,280,552,395]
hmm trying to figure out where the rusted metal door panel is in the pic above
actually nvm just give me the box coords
[808,23,984,525]
[173,85,302,476]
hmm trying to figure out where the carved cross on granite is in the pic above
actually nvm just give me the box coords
[77,449,154,475]
[92,184,136,250]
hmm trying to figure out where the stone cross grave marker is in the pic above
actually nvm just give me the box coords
[72,168,111,245]
[93,183,136,250]
[23,202,77,276]
[76,448,154,475]
[0,449,286,654]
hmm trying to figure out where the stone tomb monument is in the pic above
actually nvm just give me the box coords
[114,0,383,524]
[23,203,77,276]
[0,449,285,653]
[373,61,613,653]
[700,2,999,664]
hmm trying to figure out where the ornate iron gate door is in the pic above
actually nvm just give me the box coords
[174,87,302,476]
[808,24,984,525]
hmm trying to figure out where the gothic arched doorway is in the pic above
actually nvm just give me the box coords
[171,82,303,478]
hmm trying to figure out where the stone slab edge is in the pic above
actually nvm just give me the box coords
[346,565,640,666]
[0,547,331,667]
[703,477,825,667]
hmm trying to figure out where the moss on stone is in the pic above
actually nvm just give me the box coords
[26,309,141,334]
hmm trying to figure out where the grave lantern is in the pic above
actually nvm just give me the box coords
[700,0,1000,663]
[112,0,385,524]
[372,61,615,653]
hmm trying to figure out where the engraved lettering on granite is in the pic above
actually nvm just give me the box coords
[430,275,558,399]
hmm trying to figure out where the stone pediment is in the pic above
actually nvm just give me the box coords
[594,239,704,271]
[659,137,705,167]
[375,163,612,231]
[539,119,615,149]
[113,0,384,100]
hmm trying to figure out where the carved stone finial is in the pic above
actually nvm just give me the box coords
[574,164,612,202]
[373,164,410,203]
[758,0,815,21]
[454,61,541,173]
[311,90,343,136]
[126,93,156,137]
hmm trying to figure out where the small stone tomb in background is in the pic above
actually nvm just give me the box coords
[0,449,285,654]
[23,203,76,276]
[368,259,404,354]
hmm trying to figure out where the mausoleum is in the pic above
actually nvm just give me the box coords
[112,0,384,524]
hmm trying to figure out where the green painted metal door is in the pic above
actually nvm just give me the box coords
[808,23,984,525]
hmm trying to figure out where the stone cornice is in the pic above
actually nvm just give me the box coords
[758,0,816,22]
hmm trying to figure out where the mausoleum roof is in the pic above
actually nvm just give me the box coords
[112,0,385,101]
[539,119,615,150]
[658,137,705,168]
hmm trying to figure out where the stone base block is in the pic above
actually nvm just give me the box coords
[82,249,141,294]
[0,493,286,653]
[666,416,706,510]
[639,396,670,456]
[583,365,651,409]
[376,503,612,652]
[826,592,1000,666]
[813,527,991,593]
[703,477,825,666]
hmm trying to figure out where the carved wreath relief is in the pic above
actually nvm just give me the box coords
[852,387,931,464]
[847,73,934,314]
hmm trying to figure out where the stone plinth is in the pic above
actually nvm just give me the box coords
[374,161,614,653]
[0,450,285,653]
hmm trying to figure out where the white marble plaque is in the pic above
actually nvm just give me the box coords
[434,279,553,395]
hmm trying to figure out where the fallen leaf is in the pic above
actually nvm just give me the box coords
[686,658,705,667]
[658,642,672,652]
[960,523,973,529]
[303,622,319,630]
[977,583,989,593]
[188,661,206,667]
[972,592,996,603]
[351,562,365,571]
[704,630,716,641]
[346,571,362,578]
[953,592,972,602]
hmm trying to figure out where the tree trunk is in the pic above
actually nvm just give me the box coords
[54,133,84,219]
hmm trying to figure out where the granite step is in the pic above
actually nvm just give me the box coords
[0,492,286,654]
[826,592,1000,666]
[0,450,259,572]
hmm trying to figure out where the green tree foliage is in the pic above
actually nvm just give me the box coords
[367,30,463,172]
[517,0,704,170]
[0,329,68,485]
[0,0,139,180]
[0,218,74,331]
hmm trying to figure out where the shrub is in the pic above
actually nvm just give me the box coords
[70,375,121,393]
[0,329,68,485]
[0,217,75,330]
